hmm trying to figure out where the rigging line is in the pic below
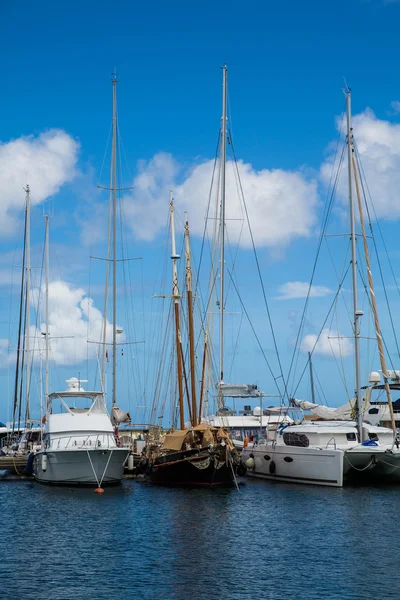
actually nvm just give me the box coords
[223,205,244,312]
[226,267,283,398]
[354,140,400,299]
[29,226,46,416]
[287,141,347,397]
[193,130,221,302]
[332,288,351,401]
[12,210,27,428]
[87,257,92,385]
[228,132,287,399]
[320,105,346,229]
[17,289,27,434]
[289,144,347,395]
[354,145,400,360]
[97,121,113,187]
[324,236,353,328]
[292,264,350,398]
[144,209,170,391]
[313,366,328,406]
[356,262,397,374]
[228,313,244,382]
[119,193,142,402]
[8,207,25,366]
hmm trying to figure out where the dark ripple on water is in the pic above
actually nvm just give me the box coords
[0,478,399,600]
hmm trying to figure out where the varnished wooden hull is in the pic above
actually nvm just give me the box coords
[150,448,235,486]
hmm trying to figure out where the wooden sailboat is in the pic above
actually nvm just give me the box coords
[146,201,240,486]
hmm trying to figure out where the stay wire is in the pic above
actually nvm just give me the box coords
[228,130,287,401]
[354,142,400,360]
[287,140,346,398]
[226,267,283,398]
[292,264,350,398]
[193,131,221,302]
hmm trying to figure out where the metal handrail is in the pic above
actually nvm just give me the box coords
[326,436,337,449]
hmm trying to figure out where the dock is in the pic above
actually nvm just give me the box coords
[0,455,28,474]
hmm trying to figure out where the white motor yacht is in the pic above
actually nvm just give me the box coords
[33,378,129,486]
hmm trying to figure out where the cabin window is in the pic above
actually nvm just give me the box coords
[368,432,378,441]
[283,432,309,447]
[368,408,379,415]
[346,433,356,441]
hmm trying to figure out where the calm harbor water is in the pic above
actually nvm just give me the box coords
[1,478,398,600]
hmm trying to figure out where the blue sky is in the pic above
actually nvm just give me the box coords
[2,0,400,424]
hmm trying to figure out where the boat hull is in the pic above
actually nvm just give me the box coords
[344,447,400,483]
[242,444,344,487]
[33,448,129,486]
[150,450,235,486]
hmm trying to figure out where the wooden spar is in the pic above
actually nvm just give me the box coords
[352,154,397,435]
[180,339,193,425]
[199,331,208,423]
[170,198,185,430]
[184,214,198,426]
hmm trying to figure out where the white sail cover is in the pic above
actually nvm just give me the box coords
[292,399,357,420]
[110,407,131,426]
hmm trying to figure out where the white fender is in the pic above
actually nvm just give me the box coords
[42,454,48,472]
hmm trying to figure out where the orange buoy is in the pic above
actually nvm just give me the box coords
[94,487,105,494]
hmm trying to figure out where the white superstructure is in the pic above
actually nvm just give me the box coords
[33,378,129,486]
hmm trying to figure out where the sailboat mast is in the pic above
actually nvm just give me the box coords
[184,213,197,426]
[218,65,228,407]
[345,90,363,438]
[351,155,397,435]
[24,184,31,426]
[170,197,185,430]
[45,214,49,412]
[111,75,118,408]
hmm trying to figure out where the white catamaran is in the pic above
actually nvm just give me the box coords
[242,87,400,486]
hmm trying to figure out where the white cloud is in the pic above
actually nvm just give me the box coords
[0,130,79,235]
[29,280,120,366]
[301,328,352,358]
[321,108,400,220]
[123,152,319,249]
[276,281,332,300]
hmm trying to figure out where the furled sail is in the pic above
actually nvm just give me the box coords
[291,398,357,420]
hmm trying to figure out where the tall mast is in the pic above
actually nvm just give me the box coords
[45,214,49,412]
[111,75,118,408]
[218,65,228,408]
[24,184,31,426]
[184,213,197,426]
[345,89,363,439]
[351,152,397,435]
[170,197,185,430]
